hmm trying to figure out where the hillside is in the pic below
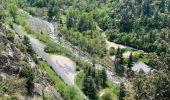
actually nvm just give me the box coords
[0,23,63,99]
[0,0,170,100]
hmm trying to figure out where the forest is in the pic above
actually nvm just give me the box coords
[0,0,170,100]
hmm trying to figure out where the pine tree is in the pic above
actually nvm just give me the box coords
[143,0,151,17]
[168,0,170,13]
[48,6,53,19]
[66,17,74,29]
[127,52,133,70]
[83,76,97,99]
[116,47,122,58]
[159,0,165,13]
[91,68,96,78]
[100,68,107,87]
[86,66,92,76]
[119,83,126,100]
[115,47,124,76]
[95,71,100,89]
[23,36,38,64]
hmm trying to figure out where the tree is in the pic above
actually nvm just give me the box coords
[95,71,100,89]
[127,52,133,70]
[19,62,35,94]
[143,0,151,17]
[115,58,125,76]
[48,6,60,20]
[48,6,53,19]
[115,47,122,58]
[0,5,5,21]
[66,17,74,29]
[7,4,18,21]
[133,52,170,99]
[168,0,170,13]
[23,36,38,64]
[159,0,165,13]
[109,47,115,56]
[100,68,107,87]
[119,13,133,32]
[77,14,94,32]
[82,76,97,99]
[119,83,126,100]
[115,47,124,76]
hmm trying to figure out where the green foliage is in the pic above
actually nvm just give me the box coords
[75,71,85,89]
[132,52,170,99]
[168,0,170,13]
[66,16,74,29]
[83,76,98,99]
[38,60,83,100]
[143,0,151,17]
[104,0,170,54]
[114,48,125,76]
[119,83,126,100]
[19,61,35,94]
[127,52,133,70]
[16,39,27,52]
[100,92,113,100]
[48,6,60,20]
[15,10,29,26]
[44,43,69,55]
[6,31,15,42]
[7,4,18,19]
[100,68,107,87]
[0,42,4,53]
[0,5,6,21]
[109,47,115,56]
[23,35,38,63]
[0,76,26,97]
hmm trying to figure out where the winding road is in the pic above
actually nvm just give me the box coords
[14,10,152,92]
[26,16,122,84]
[13,23,76,86]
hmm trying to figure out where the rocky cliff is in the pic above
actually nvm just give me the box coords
[0,23,63,100]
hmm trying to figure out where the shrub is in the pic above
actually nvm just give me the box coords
[19,61,35,94]
[0,43,4,53]
[109,47,115,56]
[16,40,26,52]
[0,76,26,97]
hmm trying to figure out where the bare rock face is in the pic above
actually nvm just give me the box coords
[0,23,63,100]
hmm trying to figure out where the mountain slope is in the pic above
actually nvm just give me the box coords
[0,23,63,99]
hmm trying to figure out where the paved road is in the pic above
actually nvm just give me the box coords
[30,38,75,85]
[24,15,121,85]
[13,23,75,85]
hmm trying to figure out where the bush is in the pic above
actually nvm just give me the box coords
[0,43,4,53]
[109,47,115,56]
[6,32,15,42]
[133,50,144,61]
[0,76,26,97]
[16,40,26,52]
[19,61,35,94]
[100,92,113,100]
